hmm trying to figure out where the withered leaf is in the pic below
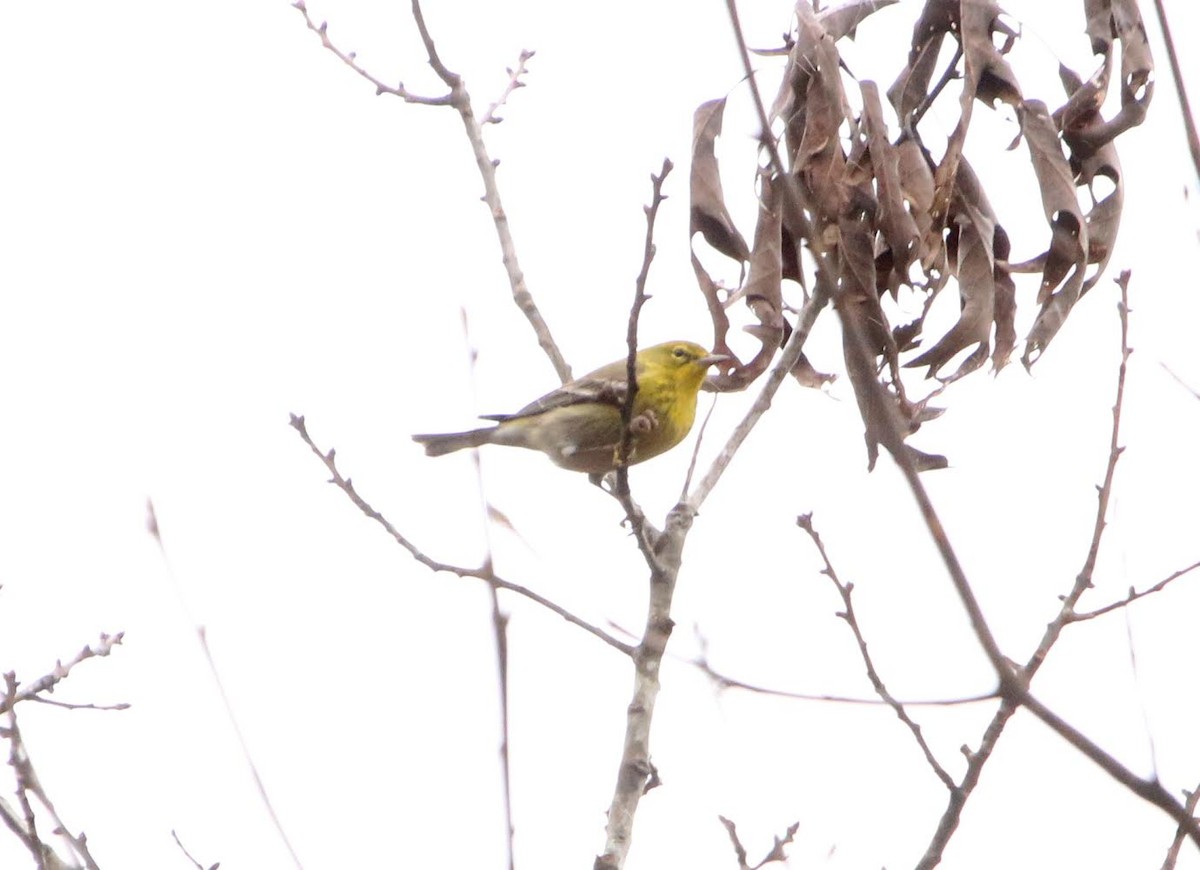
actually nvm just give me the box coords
[860,80,920,289]
[1018,99,1089,366]
[712,173,786,391]
[690,98,751,263]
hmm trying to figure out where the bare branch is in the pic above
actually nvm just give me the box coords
[1161,363,1200,402]
[797,513,954,790]
[1162,784,1200,870]
[459,322,516,870]
[295,0,571,382]
[594,502,696,870]
[292,1,451,103]
[688,281,829,509]
[1151,0,1200,184]
[149,502,306,870]
[1069,559,1200,623]
[614,159,674,561]
[172,829,218,870]
[692,651,998,707]
[481,49,536,125]
[719,815,799,870]
[289,414,635,657]
[723,2,1200,855]
[0,633,125,715]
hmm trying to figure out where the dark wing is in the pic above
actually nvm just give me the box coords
[480,359,630,422]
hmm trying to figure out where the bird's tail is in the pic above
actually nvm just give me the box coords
[412,426,496,457]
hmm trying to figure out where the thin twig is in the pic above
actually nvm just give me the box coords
[718,815,800,870]
[1160,363,1200,401]
[148,502,305,870]
[1151,0,1200,185]
[294,0,570,382]
[0,633,125,715]
[172,829,217,870]
[1069,559,1200,623]
[407,0,571,382]
[797,513,954,790]
[292,2,451,103]
[460,318,516,870]
[1162,784,1200,870]
[615,158,674,560]
[289,414,635,657]
[4,675,46,870]
[688,282,829,509]
[910,43,963,130]
[692,650,999,707]
[481,49,536,125]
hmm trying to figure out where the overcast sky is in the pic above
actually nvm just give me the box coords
[2,1,1199,868]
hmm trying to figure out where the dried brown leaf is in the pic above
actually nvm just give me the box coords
[861,80,920,287]
[887,0,956,122]
[691,98,751,263]
[691,251,732,361]
[1018,99,1089,366]
[712,174,786,391]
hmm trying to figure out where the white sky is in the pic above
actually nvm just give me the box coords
[2,1,1199,868]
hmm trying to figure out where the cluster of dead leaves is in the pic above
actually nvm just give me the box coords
[691,0,1152,467]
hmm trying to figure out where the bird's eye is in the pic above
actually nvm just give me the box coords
[672,347,688,359]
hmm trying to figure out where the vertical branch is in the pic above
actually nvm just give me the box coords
[1151,0,1200,183]
[294,0,571,382]
[147,503,306,870]
[595,159,682,870]
[4,674,47,870]
[594,502,695,870]
[616,158,674,471]
[460,313,516,870]
[408,0,572,383]
[797,514,954,790]
[613,159,674,560]
[724,0,1200,854]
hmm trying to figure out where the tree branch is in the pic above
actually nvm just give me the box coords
[289,414,634,657]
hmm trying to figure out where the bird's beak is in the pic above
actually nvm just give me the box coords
[699,353,731,368]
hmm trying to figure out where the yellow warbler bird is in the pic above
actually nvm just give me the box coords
[413,341,728,474]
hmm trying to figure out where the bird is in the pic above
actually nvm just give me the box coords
[413,341,728,475]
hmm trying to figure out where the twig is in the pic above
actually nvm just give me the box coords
[25,697,130,712]
[0,633,125,715]
[481,49,536,125]
[1151,0,1200,185]
[692,651,998,706]
[910,43,963,130]
[916,273,1200,866]
[615,158,674,560]
[289,414,635,657]
[718,815,799,870]
[1162,784,1200,870]
[172,829,218,870]
[797,513,954,790]
[294,0,570,382]
[4,675,47,870]
[3,673,102,869]
[460,319,515,870]
[1069,559,1200,623]
[688,282,829,509]
[292,2,452,103]
[407,0,571,382]
[1160,363,1200,401]
[147,502,305,870]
